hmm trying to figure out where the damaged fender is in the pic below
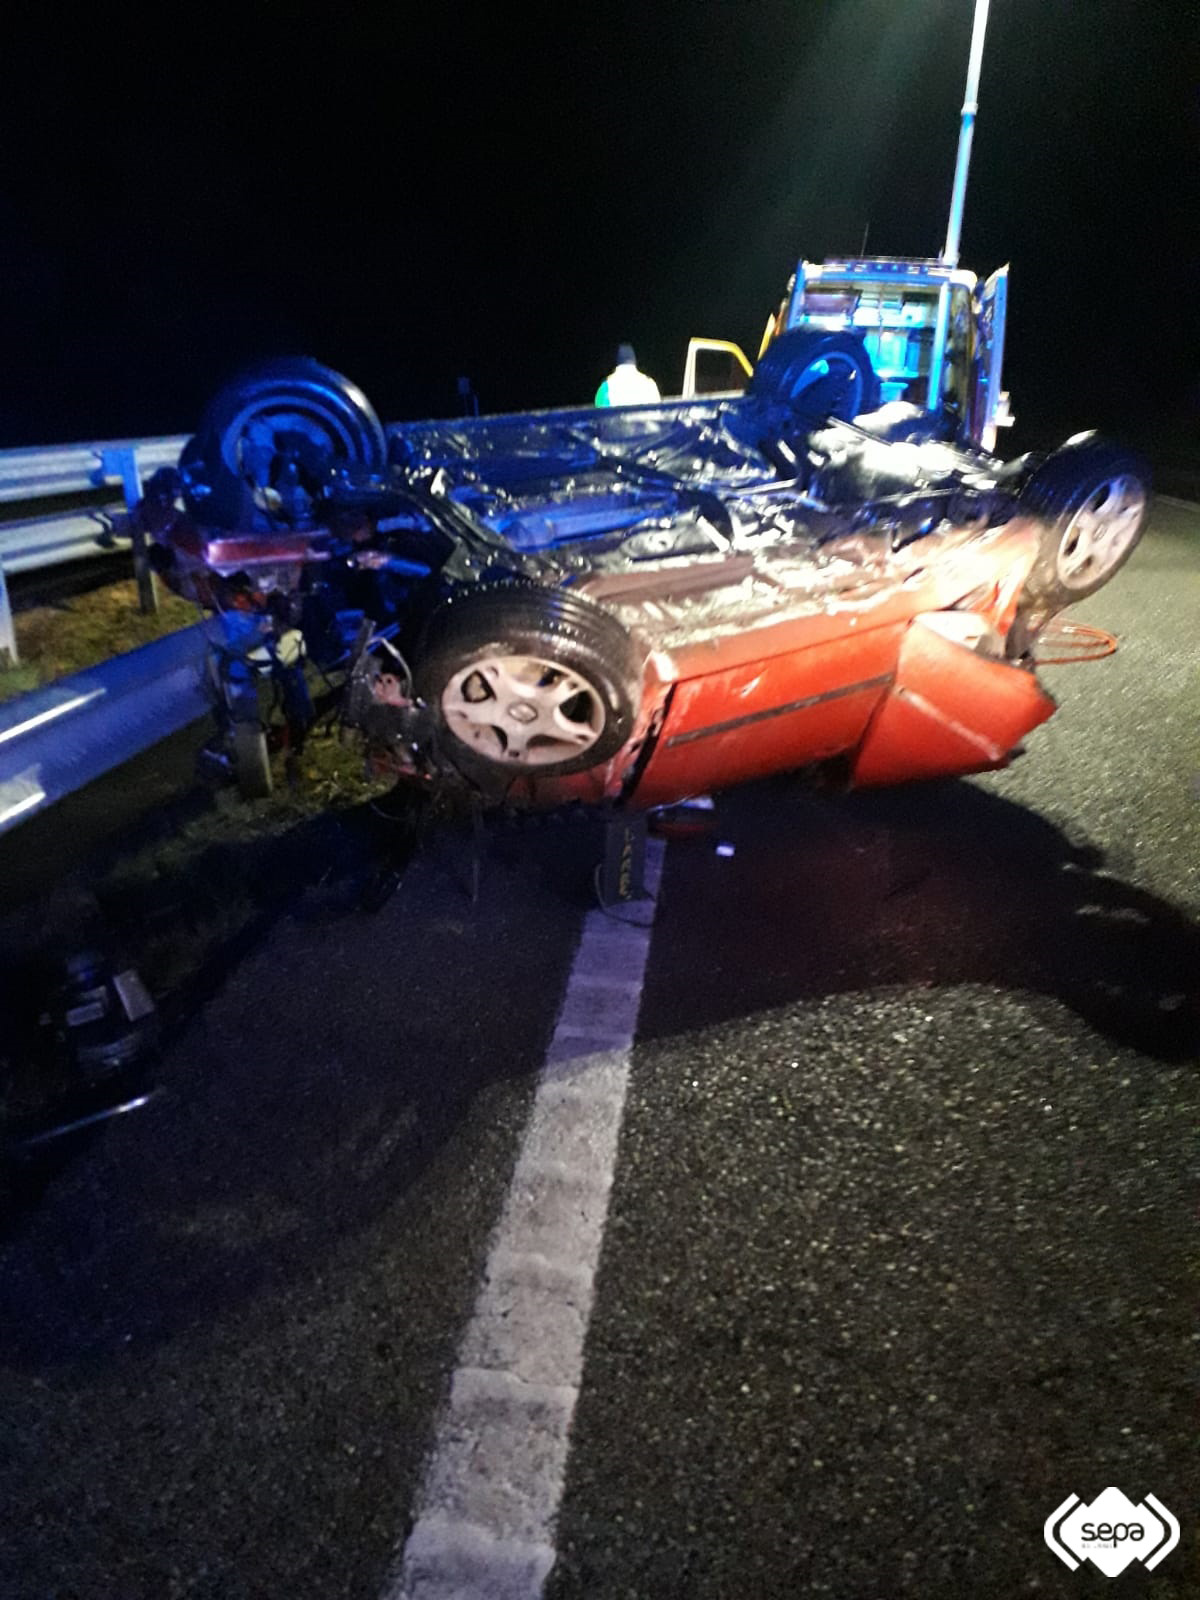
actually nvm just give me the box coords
[851,611,1056,787]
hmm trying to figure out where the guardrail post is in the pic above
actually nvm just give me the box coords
[0,560,17,665]
[104,447,159,615]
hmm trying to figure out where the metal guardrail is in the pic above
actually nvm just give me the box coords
[0,435,189,503]
[0,507,128,577]
[0,433,189,663]
[0,623,209,836]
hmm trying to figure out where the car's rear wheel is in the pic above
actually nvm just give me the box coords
[1018,435,1150,613]
[750,329,880,426]
[181,359,387,529]
[416,585,641,779]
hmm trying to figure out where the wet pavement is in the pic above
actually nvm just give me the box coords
[1,501,1198,1598]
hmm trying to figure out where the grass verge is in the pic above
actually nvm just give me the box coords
[0,578,199,702]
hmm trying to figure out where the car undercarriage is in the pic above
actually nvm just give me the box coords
[148,337,1149,808]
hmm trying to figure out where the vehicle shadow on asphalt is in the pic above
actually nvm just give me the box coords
[1,771,1193,1368]
[0,800,604,1367]
[642,774,1200,1064]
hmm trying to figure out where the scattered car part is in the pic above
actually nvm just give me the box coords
[599,809,649,905]
[1033,620,1119,666]
[42,950,159,1082]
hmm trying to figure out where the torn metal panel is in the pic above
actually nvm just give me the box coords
[851,611,1057,787]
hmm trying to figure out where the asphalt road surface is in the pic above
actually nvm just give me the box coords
[2,500,1197,1599]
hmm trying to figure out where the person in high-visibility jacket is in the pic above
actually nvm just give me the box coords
[595,343,661,407]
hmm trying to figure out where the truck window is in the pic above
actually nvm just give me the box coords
[788,281,970,406]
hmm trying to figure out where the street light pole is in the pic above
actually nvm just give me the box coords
[927,0,993,411]
[942,0,992,268]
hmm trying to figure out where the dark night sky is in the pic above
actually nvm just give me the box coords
[1,0,1196,459]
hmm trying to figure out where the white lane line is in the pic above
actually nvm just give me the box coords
[387,839,665,1600]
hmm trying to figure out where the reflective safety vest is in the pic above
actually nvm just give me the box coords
[595,362,661,407]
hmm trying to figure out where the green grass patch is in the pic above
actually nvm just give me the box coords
[0,578,199,702]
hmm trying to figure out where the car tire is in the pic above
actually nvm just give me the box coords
[181,358,387,529]
[1017,434,1150,612]
[750,329,881,426]
[415,584,641,779]
[233,721,273,799]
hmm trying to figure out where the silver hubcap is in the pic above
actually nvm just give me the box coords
[1056,474,1146,589]
[442,653,606,767]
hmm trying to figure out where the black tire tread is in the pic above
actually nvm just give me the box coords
[200,357,387,474]
[1017,435,1150,611]
[416,583,641,778]
[182,359,387,528]
[750,329,881,424]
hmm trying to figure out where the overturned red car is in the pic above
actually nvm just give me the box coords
[148,335,1149,809]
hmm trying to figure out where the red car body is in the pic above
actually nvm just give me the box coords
[150,353,1146,810]
[505,516,1053,812]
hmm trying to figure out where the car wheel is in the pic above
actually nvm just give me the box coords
[1018,434,1150,611]
[233,721,273,799]
[415,585,641,779]
[181,358,387,529]
[749,330,880,426]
